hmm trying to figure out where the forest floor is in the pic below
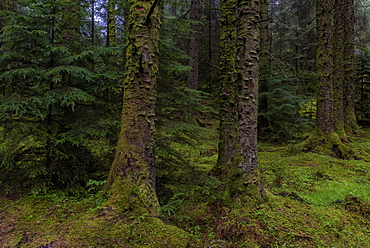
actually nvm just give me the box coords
[1,128,370,247]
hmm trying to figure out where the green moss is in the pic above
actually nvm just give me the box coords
[105,179,155,215]
[225,161,264,208]
[2,128,370,247]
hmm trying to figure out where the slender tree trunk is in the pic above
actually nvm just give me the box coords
[107,0,116,47]
[258,0,270,133]
[106,0,161,215]
[343,0,359,132]
[333,0,346,138]
[187,0,201,91]
[226,0,265,206]
[91,0,95,44]
[213,0,237,178]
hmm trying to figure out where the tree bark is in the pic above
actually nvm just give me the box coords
[213,0,237,177]
[316,0,334,136]
[297,0,352,158]
[107,0,117,47]
[226,0,265,206]
[187,0,201,90]
[106,0,161,215]
[332,0,345,138]
[343,0,359,132]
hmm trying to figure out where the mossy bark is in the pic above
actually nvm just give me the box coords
[107,0,117,47]
[106,0,161,215]
[297,0,358,159]
[214,0,265,205]
[225,0,265,206]
[213,0,237,178]
[315,0,334,136]
[343,0,359,132]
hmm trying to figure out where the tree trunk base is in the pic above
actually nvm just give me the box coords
[105,179,160,216]
[293,129,366,160]
[224,159,266,208]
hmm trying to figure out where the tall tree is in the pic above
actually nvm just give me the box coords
[215,0,265,205]
[343,0,359,132]
[213,0,237,177]
[309,0,337,142]
[107,0,117,47]
[333,0,346,138]
[258,0,270,133]
[298,0,353,158]
[187,0,201,91]
[106,0,161,215]
[230,0,265,204]
[0,0,100,193]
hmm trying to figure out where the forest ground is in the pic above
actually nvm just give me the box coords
[1,127,370,247]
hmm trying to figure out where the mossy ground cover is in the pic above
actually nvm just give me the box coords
[1,128,370,247]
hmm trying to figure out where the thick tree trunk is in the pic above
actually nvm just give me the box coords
[343,0,359,132]
[106,0,161,215]
[333,0,346,138]
[187,0,201,90]
[316,0,334,136]
[213,0,237,177]
[226,0,265,206]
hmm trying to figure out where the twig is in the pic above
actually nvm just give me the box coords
[262,50,291,80]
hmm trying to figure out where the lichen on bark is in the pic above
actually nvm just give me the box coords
[105,0,161,215]
[296,0,363,159]
[213,0,238,178]
[223,0,265,206]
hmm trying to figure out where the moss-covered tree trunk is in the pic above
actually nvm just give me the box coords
[106,0,161,215]
[343,0,359,132]
[298,0,351,158]
[107,0,116,47]
[226,0,265,206]
[187,0,201,91]
[213,0,237,178]
[316,0,334,137]
[333,0,346,138]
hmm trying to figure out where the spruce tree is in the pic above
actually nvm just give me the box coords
[0,0,114,193]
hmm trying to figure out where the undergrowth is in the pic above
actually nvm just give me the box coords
[1,128,370,247]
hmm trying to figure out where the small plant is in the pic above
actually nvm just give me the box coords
[86,179,107,193]
[160,193,185,216]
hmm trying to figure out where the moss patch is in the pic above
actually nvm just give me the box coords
[1,128,370,247]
